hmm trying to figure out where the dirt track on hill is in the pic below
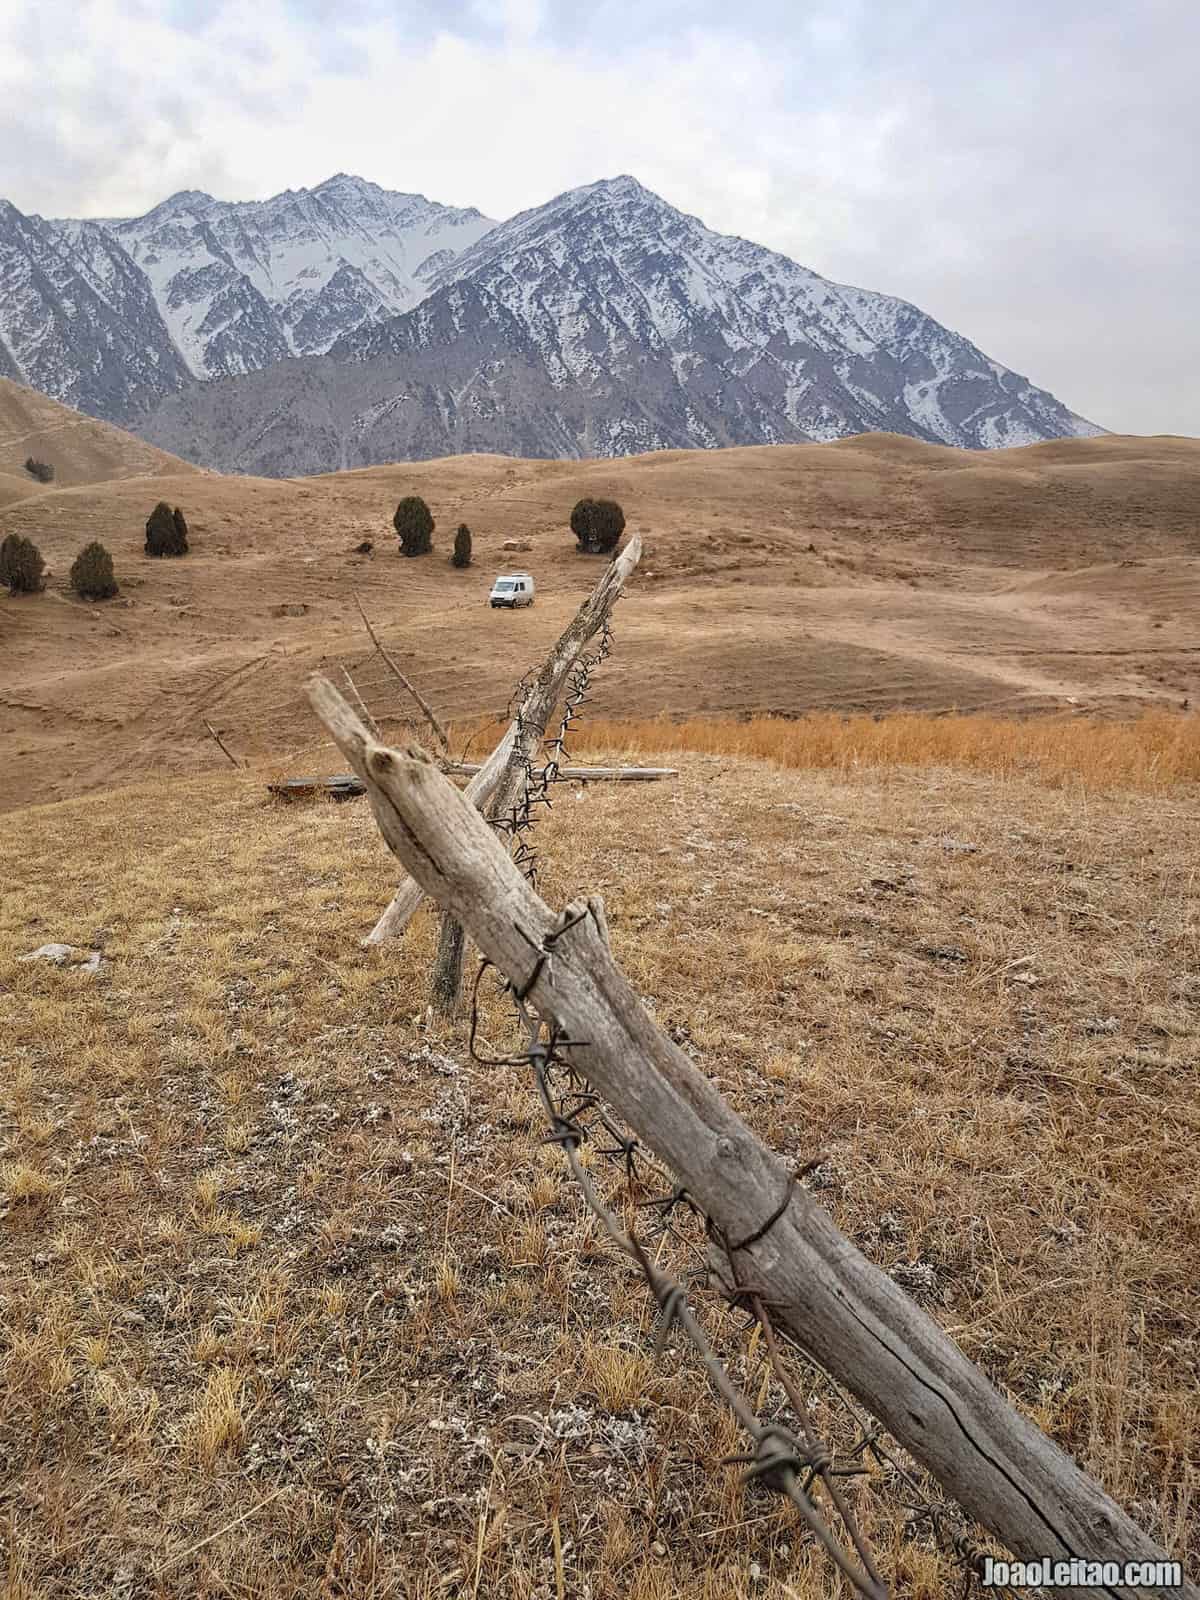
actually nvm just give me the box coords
[1,425,1198,811]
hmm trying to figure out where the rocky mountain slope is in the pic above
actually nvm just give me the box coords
[376,175,1098,452]
[0,200,191,420]
[1,177,495,422]
[63,175,496,378]
[1,174,1104,472]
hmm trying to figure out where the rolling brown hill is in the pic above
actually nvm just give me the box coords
[1,428,1198,812]
[0,376,202,494]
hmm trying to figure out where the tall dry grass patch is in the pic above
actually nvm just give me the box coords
[453,709,1200,793]
[4,749,1194,1594]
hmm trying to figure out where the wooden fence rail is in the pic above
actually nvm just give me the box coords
[364,536,641,956]
[308,671,1192,1600]
[429,532,643,1014]
[444,761,676,783]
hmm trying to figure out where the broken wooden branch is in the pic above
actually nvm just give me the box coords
[353,591,450,755]
[429,534,642,1012]
[307,669,1192,1600]
[202,717,243,769]
[363,723,516,946]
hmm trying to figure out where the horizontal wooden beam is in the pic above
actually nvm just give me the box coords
[443,762,677,783]
[268,761,676,802]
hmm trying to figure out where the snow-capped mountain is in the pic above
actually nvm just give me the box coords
[336,176,1100,453]
[0,172,1103,471]
[0,176,495,421]
[74,175,496,378]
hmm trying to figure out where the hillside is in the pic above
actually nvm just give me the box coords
[1,749,1195,1595]
[1,430,1198,813]
[0,377,202,494]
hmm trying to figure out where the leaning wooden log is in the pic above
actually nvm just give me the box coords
[307,670,1193,1600]
[443,762,677,783]
[485,533,642,834]
[429,533,642,1012]
[363,724,516,945]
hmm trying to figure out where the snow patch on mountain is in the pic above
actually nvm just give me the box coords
[55,175,498,381]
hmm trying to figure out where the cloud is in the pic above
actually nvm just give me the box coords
[0,0,1195,433]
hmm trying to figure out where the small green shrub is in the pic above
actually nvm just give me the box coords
[451,524,472,569]
[70,541,118,600]
[23,457,55,483]
[569,498,625,555]
[393,496,434,557]
[0,533,46,594]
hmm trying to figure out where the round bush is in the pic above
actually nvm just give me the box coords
[70,541,118,600]
[145,500,187,557]
[393,497,434,557]
[569,498,625,555]
[0,533,46,594]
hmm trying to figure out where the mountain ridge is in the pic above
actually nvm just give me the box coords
[0,172,1104,474]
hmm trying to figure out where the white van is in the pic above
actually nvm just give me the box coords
[489,573,535,608]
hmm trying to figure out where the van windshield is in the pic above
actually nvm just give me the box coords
[494,580,515,590]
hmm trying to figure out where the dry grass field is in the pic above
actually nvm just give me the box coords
[2,717,1198,1597]
[0,379,201,493]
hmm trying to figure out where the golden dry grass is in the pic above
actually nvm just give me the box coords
[1,731,1197,1596]
[554,707,1200,792]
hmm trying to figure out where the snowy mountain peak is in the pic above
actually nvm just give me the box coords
[314,171,370,192]
[135,188,216,222]
[26,179,499,382]
[334,174,1104,461]
[585,173,659,200]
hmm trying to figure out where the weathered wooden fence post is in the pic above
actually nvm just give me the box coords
[306,673,1193,1600]
[365,536,641,954]
[364,725,516,945]
[426,533,641,1013]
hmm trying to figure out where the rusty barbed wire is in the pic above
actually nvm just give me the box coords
[466,929,1018,1600]
[451,613,1018,1600]
[463,941,887,1600]
[337,589,1013,1598]
[490,612,615,890]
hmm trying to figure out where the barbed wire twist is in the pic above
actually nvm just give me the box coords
[466,939,887,1600]
[493,614,616,889]
[456,604,1022,1600]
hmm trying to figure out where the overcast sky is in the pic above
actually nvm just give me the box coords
[2,0,1196,436]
